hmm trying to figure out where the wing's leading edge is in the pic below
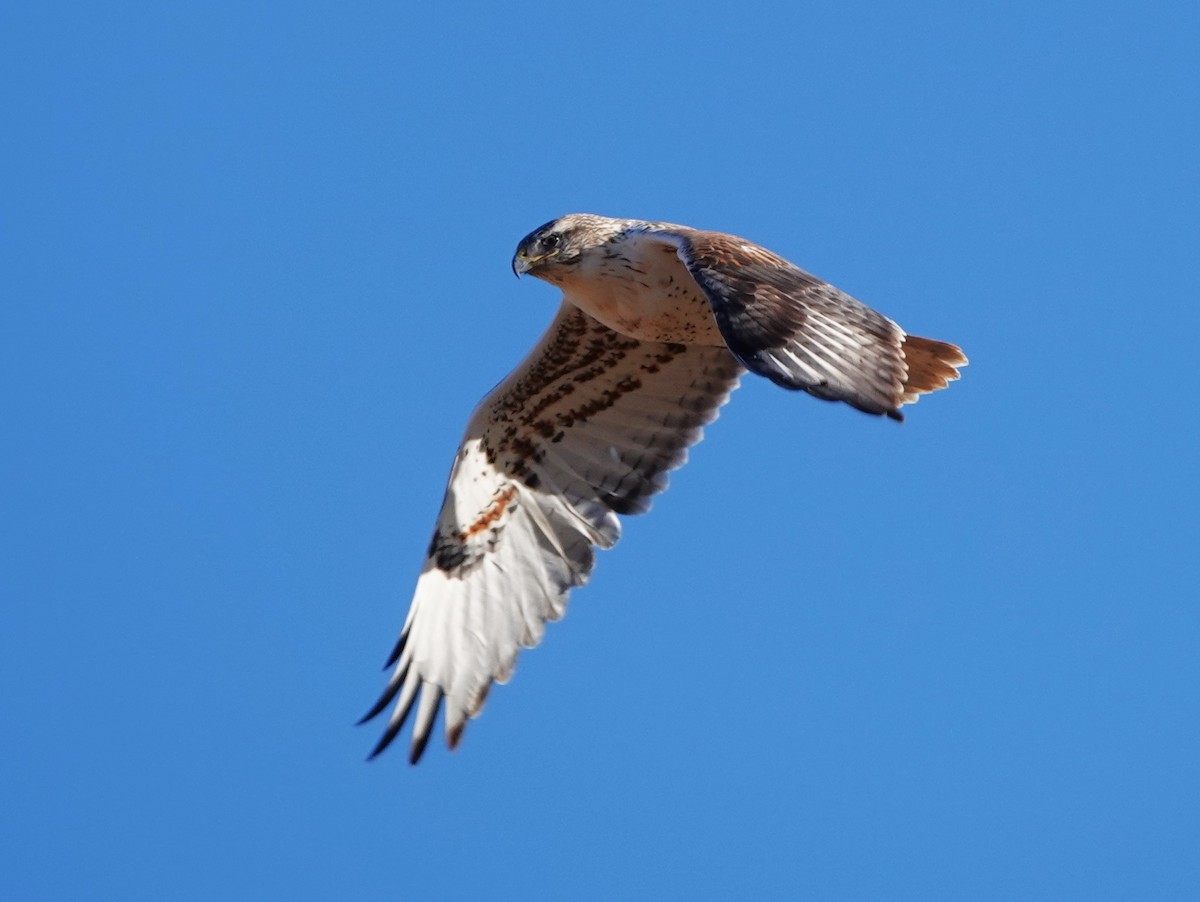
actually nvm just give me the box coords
[635,227,967,420]
[362,303,742,762]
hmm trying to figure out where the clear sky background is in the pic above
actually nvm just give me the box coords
[4,2,1198,899]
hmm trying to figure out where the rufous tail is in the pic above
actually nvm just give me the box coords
[900,335,968,406]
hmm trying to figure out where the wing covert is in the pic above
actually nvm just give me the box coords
[638,227,965,420]
[362,303,742,762]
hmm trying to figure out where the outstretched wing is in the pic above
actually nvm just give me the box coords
[638,227,967,420]
[362,303,742,762]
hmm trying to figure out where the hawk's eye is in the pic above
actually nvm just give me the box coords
[539,234,561,251]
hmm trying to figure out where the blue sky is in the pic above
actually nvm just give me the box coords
[4,1,1198,899]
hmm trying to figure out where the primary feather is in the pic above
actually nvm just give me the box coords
[362,214,966,762]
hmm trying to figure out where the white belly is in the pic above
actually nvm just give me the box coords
[560,237,726,346]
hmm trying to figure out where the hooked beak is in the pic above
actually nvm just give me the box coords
[512,251,532,278]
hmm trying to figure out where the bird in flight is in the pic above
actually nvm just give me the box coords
[361,213,967,763]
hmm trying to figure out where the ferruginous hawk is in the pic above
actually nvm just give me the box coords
[361,213,967,763]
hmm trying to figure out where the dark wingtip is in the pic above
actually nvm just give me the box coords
[886,408,904,423]
[366,721,403,761]
[383,631,408,670]
[361,674,420,760]
[408,730,432,765]
[447,721,466,751]
[356,692,392,726]
[358,664,407,726]
[406,686,445,765]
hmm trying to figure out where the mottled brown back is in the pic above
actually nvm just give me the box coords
[659,226,967,420]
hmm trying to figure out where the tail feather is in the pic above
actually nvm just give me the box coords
[900,334,968,406]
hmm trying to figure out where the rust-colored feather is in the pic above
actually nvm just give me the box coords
[900,335,968,403]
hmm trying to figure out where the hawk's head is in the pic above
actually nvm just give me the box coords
[512,214,631,284]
